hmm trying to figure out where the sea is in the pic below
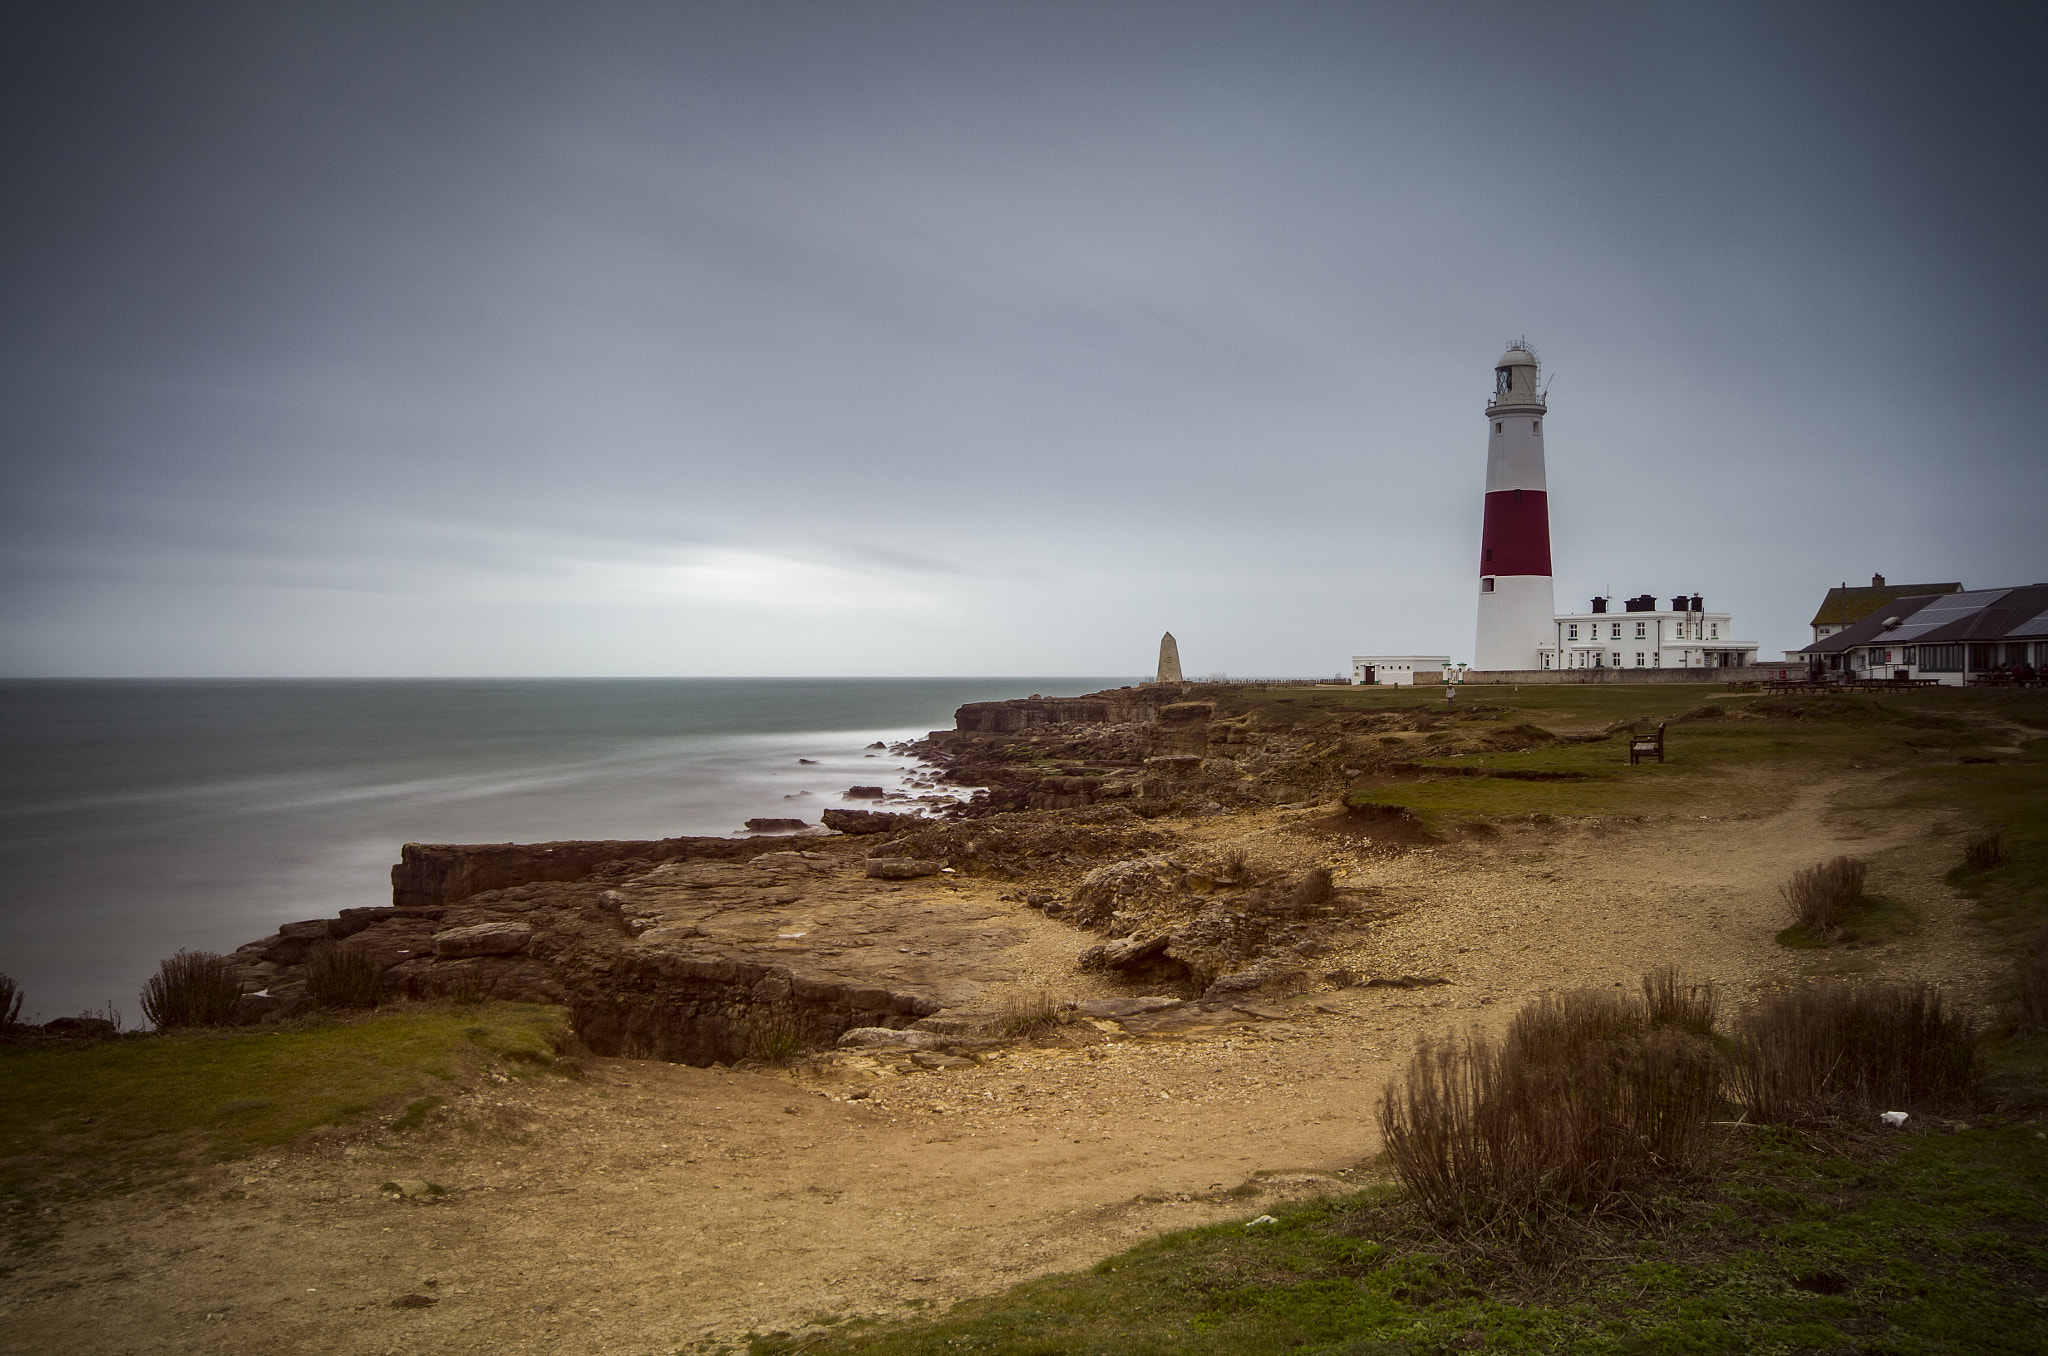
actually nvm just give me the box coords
[0,677,1131,1026]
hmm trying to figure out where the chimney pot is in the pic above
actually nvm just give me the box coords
[1872,573,1885,588]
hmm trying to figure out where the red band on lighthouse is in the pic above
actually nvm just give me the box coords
[1478,489,1552,577]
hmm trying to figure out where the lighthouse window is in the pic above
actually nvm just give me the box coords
[1532,421,1541,434]
[1481,577,1495,592]
[1494,422,1501,433]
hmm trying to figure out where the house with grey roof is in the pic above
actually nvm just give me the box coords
[1796,584,2048,683]
[1808,574,1963,643]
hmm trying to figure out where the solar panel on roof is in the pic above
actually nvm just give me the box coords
[2012,609,2048,638]
[1886,589,2013,643]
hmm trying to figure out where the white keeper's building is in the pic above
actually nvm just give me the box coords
[1539,594,1759,670]
[1350,655,1451,685]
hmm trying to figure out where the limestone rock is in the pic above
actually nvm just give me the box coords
[844,786,886,799]
[748,850,831,871]
[432,921,533,958]
[909,1051,976,1071]
[820,808,919,835]
[865,857,941,880]
[1076,996,1183,1019]
[744,818,808,832]
[835,1026,946,1050]
[1077,934,1171,972]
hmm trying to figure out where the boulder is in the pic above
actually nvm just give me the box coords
[820,808,918,835]
[865,858,941,880]
[432,921,533,958]
[1077,934,1171,972]
[843,786,887,799]
[744,818,809,832]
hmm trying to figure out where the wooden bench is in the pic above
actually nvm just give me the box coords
[1629,722,1666,765]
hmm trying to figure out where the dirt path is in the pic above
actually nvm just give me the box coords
[0,764,1998,1355]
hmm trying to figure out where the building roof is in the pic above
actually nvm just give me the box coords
[1809,579,1962,628]
[1797,585,2048,655]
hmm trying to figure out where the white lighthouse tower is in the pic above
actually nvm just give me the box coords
[1473,341,1556,671]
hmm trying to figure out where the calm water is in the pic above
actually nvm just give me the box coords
[0,678,1130,1024]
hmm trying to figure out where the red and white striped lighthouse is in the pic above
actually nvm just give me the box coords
[1474,341,1555,671]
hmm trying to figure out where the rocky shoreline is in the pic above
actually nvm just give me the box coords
[211,683,1494,1062]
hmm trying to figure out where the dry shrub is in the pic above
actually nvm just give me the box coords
[1376,969,1722,1225]
[1289,866,1335,911]
[994,989,1069,1038]
[0,971,22,1027]
[139,950,243,1029]
[305,941,384,1009]
[1962,827,2004,872]
[743,1014,803,1063]
[1728,981,1979,1124]
[1780,856,1867,933]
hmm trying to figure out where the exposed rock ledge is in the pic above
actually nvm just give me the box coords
[229,840,1042,1065]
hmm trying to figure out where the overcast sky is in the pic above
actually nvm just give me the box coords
[2,0,2042,677]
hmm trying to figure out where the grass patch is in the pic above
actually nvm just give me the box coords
[0,1001,567,1238]
[757,1125,2048,1356]
[387,1095,447,1132]
[992,990,1071,1039]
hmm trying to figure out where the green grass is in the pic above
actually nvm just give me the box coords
[751,1125,2048,1355]
[0,1001,567,1243]
[1302,686,2042,831]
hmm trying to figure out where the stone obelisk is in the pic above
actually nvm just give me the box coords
[1156,632,1183,683]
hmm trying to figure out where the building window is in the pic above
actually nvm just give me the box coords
[1710,624,1719,638]
[1916,645,1961,672]
[1635,653,1645,666]
[1567,624,1578,640]
[1635,622,1646,638]
[1611,623,1622,639]
[1653,652,1662,667]
[1481,577,1495,592]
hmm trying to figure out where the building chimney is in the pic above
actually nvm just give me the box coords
[1690,594,1703,612]
[1872,573,1885,588]
[1591,597,1607,614]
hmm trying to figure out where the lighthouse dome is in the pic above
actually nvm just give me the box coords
[1496,344,1537,370]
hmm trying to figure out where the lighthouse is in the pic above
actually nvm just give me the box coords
[1473,341,1555,671]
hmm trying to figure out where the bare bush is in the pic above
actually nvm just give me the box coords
[0,971,22,1027]
[994,989,1069,1038]
[1962,827,2004,872]
[1289,866,1335,911]
[1377,972,1722,1225]
[1728,981,1980,1124]
[305,941,384,1009]
[743,1014,803,1063]
[1780,856,1868,934]
[139,950,243,1029]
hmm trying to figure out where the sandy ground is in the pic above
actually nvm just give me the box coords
[0,761,2000,1355]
